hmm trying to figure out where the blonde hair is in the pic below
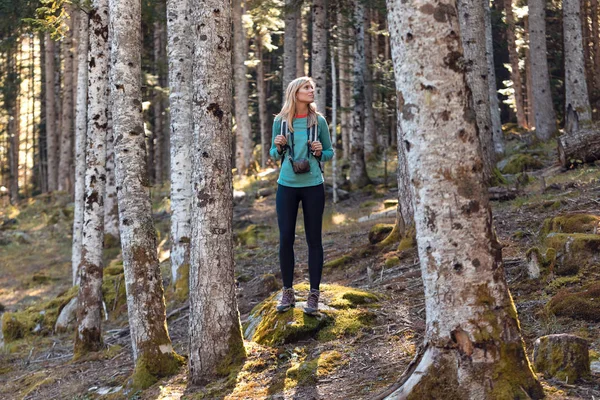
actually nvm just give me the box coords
[276,77,320,132]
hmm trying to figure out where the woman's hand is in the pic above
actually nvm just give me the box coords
[310,140,322,157]
[274,135,287,152]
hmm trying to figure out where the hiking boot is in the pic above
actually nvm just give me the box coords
[303,289,320,315]
[276,287,295,312]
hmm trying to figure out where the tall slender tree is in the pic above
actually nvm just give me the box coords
[504,0,527,128]
[109,0,182,387]
[349,0,371,189]
[528,0,557,140]
[564,0,592,122]
[337,11,351,161]
[233,0,252,175]
[311,0,327,112]
[74,0,110,356]
[166,0,193,291]
[44,33,59,191]
[189,0,245,383]
[255,31,270,168]
[283,0,298,92]
[296,3,304,76]
[384,0,544,397]
[485,0,504,154]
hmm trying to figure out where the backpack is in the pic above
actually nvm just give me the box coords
[280,119,323,173]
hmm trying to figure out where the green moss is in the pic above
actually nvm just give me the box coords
[1,286,78,342]
[317,309,376,341]
[215,326,246,376]
[533,336,590,383]
[501,154,544,174]
[131,350,185,390]
[324,255,352,269]
[360,200,377,209]
[174,263,190,302]
[326,285,379,309]
[491,168,508,186]
[546,276,581,293]
[104,262,124,276]
[548,282,600,321]
[284,350,346,390]
[544,233,600,275]
[102,270,127,319]
[383,199,399,209]
[398,229,416,252]
[490,342,545,399]
[385,256,400,268]
[236,224,269,247]
[406,354,466,400]
[368,223,394,244]
[542,214,600,235]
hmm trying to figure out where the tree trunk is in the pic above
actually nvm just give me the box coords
[256,33,270,168]
[72,9,90,286]
[74,0,110,356]
[337,12,351,161]
[350,1,371,189]
[189,0,245,384]
[558,124,600,166]
[485,0,504,154]
[457,0,495,182]
[564,0,592,123]
[582,0,594,97]
[233,0,252,175]
[153,19,164,184]
[331,39,338,203]
[504,0,528,129]
[45,34,58,192]
[296,4,304,77]
[363,7,376,160]
[166,0,193,290]
[592,0,600,96]
[283,0,298,93]
[528,0,557,140]
[104,101,120,242]
[109,0,182,388]
[8,47,19,205]
[524,15,535,129]
[311,0,327,113]
[58,6,76,192]
[384,0,545,397]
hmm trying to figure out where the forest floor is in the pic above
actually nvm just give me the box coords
[1,130,600,399]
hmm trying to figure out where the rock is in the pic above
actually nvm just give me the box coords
[324,185,350,201]
[545,232,600,275]
[525,248,542,279]
[358,208,395,223]
[238,274,282,314]
[548,281,600,321]
[591,361,600,374]
[11,231,32,245]
[533,334,590,383]
[500,153,544,174]
[368,224,394,244]
[256,188,273,198]
[55,297,78,333]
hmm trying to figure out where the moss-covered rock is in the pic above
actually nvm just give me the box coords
[547,282,600,321]
[284,350,346,390]
[244,284,379,346]
[542,214,600,235]
[235,224,271,248]
[501,154,544,174]
[544,233,600,275]
[368,224,394,244]
[533,334,590,383]
[1,286,78,342]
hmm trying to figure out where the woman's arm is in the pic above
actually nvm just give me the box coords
[317,116,334,162]
[269,118,284,161]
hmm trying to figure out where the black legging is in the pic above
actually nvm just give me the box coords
[276,183,325,291]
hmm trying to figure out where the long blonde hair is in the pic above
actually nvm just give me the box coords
[276,77,320,132]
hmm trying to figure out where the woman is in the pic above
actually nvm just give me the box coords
[270,77,334,315]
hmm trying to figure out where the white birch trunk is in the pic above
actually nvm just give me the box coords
[58,6,76,192]
[385,0,544,397]
[104,106,119,241]
[457,0,495,181]
[109,0,181,385]
[45,34,59,192]
[189,0,245,383]
[233,0,252,175]
[74,0,110,356]
[72,9,90,286]
[283,0,298,93]
[484,0,504,154]
[528,0,557,140]
[504,0,528,129]
[350,1,371,189]
[167,0,193,288]
[563,0,592,123]
[311,0,327,112]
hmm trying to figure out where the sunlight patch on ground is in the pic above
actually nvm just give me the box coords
[157,384,185,399]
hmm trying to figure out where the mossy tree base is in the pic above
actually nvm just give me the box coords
[386,345,544,400]
[131,350,185,390]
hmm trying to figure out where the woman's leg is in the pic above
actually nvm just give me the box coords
[276,184,300,288]
[301,184,325,291]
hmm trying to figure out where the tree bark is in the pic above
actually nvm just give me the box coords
[72,9,90,286]
[485,0,504,154]
[311,0,327,113]
[283,0,298,93]
[331,44,338,203]
[74,0,110,356]
[363,7,376,160]
[233,0,253,175]
[528,0,557,140]
[104,107,120,242]
[350,0,371,189]
[504,0,527,129]
[384,0,545,397]
[256,33,270,168]
[8,47,19,205]
[45,34,58,192]
[457,0,495,181]
[189,0,245,384]
[167,0,193,289]
[109,0,182,387]
[153,18,164,184]
[592,0,600,96]
[564,0,592,123]
[524,15,535,129]
[558,124,600,166]
[296,4,304,77]
[58,6,76,192]
[337,12,351,161]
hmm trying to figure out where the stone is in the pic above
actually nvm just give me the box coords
[533,334,590,383]
[256,188,273,198]
[55,297,78,333]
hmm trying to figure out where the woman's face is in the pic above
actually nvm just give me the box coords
[295,81,315,104]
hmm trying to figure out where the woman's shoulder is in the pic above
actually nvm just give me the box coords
[316,113,327,125]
